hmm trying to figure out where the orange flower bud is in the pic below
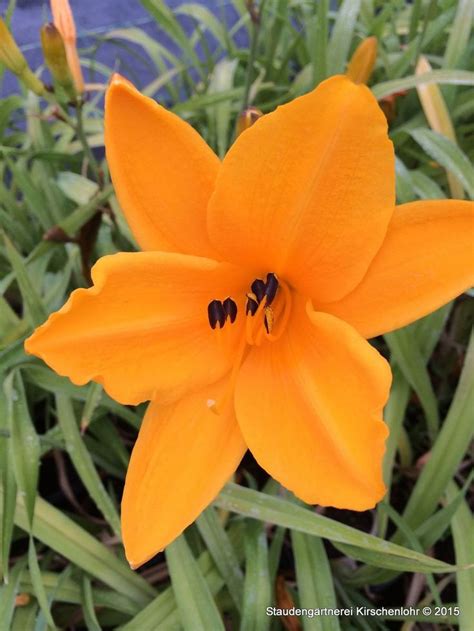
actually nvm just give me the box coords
[236,106,263,137]
[346,36,377,85]
[0,18,45,95]
[50,0,84,92]
[15,593,31,607]
[41,23,75,97]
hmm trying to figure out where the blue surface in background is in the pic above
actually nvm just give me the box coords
[1,0,244,96]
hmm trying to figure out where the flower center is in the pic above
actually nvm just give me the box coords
[206,273,292,415]
[207,272,292,345]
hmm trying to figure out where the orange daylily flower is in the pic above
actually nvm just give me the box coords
[25,74,474,568]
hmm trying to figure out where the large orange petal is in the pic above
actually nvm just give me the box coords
[319,200,474,338]
[25,252,249,405]
[105,75,219,257]
[207,75,395,302]
[122,380,246,568]
[235,298,391,509]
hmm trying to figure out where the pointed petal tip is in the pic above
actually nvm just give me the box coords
[107,72,135,95]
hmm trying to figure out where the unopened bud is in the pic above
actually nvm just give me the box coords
[41,23,75,97]
[346,36,377,85]
[50,0,84,93]
[236,106,263,137]
[0,18,45,95]
[15,593,31,607]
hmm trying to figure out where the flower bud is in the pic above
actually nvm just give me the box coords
[236,106,263,137]
[50,0,84,92]
[15,593,31,607]
[41,23,75,97]
[346,36,377,85]
[0,18,45,95]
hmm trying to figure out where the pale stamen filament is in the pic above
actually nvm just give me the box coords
[266,280,292,342]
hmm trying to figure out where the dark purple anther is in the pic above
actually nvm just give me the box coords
[223,297,238,323]
[264,273,279,305]
[208,300,226,329]
[251,278,266,303]
[246,295,259,316]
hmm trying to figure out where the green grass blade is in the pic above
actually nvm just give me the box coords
[0,381,17,583]
[385,328,439,439]
[443,0,474,69]
[4,370,39,529]
[206,58,238,158]
[327,0,361,75]
[447,482,474,631]
[27,537,56,629]
[0,486,155,606]
[81,575,102,631]
[3,234,46,328]
[416,472,473,550]
[166,534,225,631]
[19,571,139,616]
[55,393,121,537]
[196,507,244,611]
[372,69,474,99]
[119,542,233,630]
[292,532,339,631]
[0,559,27,629]
[240,520,271,631]
[215,485,454,573]
[410,128,474,198]
[176,3,229,49]
[400,331,474,531]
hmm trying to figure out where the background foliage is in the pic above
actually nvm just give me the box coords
[0,0,473,629]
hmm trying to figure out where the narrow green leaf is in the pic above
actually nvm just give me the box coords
[385,328,439,439]
[196,507,244,611]
[4,370,40,529]
[240,521,271,631]
[21,365,141,429]
[0,486,155,606]
[79,382,103,433]
[81,576,102,631]
[206,58,238,158]
[55,393,121,537]
[11,601,38,631]
[19,571,139,616]
[292,532,339,631]
[0,379,16,583]
[166,534,225,631]
[268,526,285,586]
[56,172,99,205]
[410,128,474,198]
[372,69,474,100]
[400,331,474,531]
[443,0,474,70]
[58,185,114,238]
[3,234,46,327]
[447,482,474,631]
[327,0,361,75]
[409,170,446,199]
[311,0,329,85]
[416,472,473,550]
[120,536,239,631]
[215,485,454,574]
[176,3,229,48]
[27,537,56,629]
[0,559,27,630]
